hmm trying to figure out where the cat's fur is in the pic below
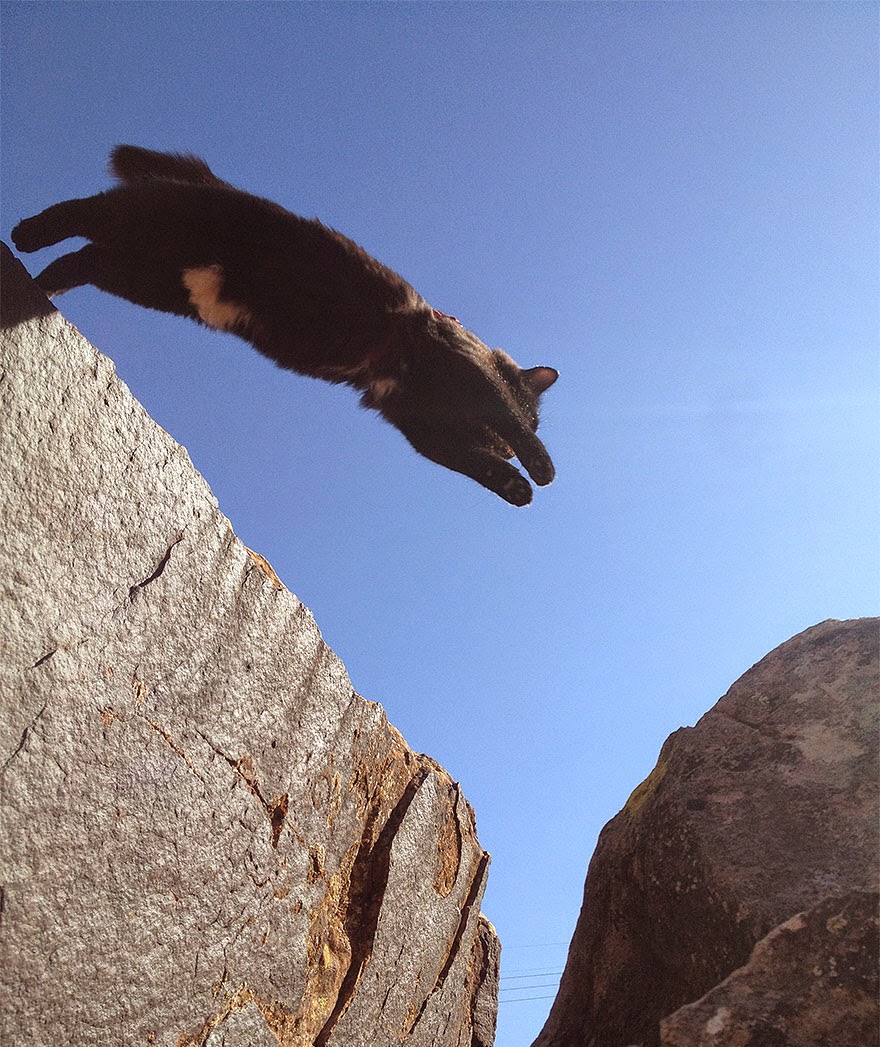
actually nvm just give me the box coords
[12,146,558,505]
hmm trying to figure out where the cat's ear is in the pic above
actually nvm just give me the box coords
[522,366,559,396]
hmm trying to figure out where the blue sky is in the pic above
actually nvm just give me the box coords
[2,3,877,1042]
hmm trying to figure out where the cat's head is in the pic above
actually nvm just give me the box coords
[369,311,558,505]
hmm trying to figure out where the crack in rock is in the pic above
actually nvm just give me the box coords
[141,715,205,782]
[128,532,184,601]
[313,767,431,1046]
[1,700,48,774]
[407,850,491,1036]
[198,732,290,850]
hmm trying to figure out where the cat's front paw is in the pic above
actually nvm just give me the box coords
[524,449,555,488]
[11,217,45,254]
[498,471,533,507]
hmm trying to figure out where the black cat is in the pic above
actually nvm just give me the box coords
[12,146,557,505]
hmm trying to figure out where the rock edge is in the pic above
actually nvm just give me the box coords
[0,243,500,1047]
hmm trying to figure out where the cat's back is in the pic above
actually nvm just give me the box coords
[103,161,419,312]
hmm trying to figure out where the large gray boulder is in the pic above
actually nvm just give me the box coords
[534,617,879,1047]
[0,243,499,1047]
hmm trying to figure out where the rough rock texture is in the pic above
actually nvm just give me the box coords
[660,889,879,1046]
[534,617,879,1047]
[0,243,499,1047]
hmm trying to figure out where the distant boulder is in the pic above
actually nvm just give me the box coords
[534,617,879,1047]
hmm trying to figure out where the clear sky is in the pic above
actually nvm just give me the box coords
[2,2,877,1043]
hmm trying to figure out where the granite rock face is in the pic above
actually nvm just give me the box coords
[0,244,499,1047]
[534,617,879,1047]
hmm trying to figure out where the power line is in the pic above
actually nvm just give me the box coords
[498,994,557,1004]
[500,978,561,999]
[498,967,561,975]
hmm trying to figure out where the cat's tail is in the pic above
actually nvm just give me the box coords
[109,145,226,186]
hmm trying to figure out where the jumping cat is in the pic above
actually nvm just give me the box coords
[12,146,558,505]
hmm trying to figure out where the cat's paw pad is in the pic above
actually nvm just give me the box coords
[524,451,555,488]
[501,473,533,507]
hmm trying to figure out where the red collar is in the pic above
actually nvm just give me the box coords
[432,308,463,325]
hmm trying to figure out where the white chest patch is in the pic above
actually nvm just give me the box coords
[182,265,251,331]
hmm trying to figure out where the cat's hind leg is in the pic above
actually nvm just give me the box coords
[11,196,104,254]
[34,243,196,318]
[33,244,105,297]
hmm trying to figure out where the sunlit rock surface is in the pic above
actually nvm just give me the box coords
[0,243,499,1047]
